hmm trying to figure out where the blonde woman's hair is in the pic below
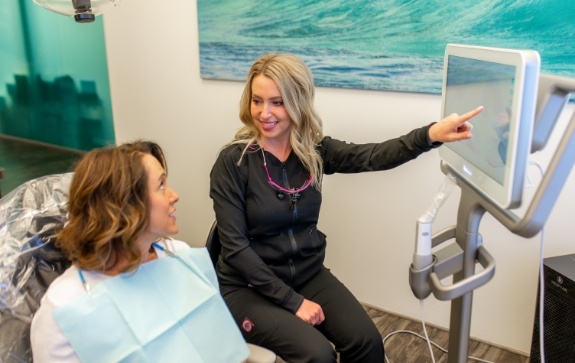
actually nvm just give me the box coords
[57,140,167,273]
[230,53,324,188]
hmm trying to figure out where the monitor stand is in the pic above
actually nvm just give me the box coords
[409,73,575,363]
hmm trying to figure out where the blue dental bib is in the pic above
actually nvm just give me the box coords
[53,248,249,363]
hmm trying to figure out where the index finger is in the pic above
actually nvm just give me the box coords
[460,106,483,121]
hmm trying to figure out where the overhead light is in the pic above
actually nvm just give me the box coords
[33,0,123,23]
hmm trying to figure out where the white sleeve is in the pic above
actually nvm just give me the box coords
[30,270,82,363]
[162,238,192,254]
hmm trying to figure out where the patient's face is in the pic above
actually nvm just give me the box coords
[141,154,180,243]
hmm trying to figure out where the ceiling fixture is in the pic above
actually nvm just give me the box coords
[33,0,123,23]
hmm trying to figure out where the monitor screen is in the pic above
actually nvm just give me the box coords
[439,44,540,209]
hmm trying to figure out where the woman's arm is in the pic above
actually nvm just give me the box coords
[320,106,483,175]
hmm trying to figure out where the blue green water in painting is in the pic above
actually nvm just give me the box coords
[198,0,575,94]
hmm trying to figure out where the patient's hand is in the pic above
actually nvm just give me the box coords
[295,299,325,326]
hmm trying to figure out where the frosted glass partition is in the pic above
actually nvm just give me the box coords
[0,1,114,151]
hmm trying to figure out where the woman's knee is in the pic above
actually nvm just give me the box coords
[278,337,337,363]
[337,322,384,362]
[362,322,383,346]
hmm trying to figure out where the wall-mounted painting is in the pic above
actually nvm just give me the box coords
[197,0,575,94]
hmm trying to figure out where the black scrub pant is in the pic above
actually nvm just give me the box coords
[220,267,385,363]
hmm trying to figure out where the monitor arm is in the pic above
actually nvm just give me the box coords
[409,73,575,363]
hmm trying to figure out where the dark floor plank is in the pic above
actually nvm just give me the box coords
[0,136,83,197]
[366,306,529,363]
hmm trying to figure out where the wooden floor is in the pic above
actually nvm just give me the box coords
[0,136,83,198]
[366,305,529,363]
[0,136,531,362]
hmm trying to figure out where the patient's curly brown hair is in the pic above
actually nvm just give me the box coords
[57,140,167,273]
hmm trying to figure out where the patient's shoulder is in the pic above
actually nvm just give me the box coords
[162,238,191,253]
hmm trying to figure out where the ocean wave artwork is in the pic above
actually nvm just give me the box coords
[197,0,575,94]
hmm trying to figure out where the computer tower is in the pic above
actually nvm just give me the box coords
[530,253,575,363]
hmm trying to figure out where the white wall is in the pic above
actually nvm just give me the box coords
[103,0,575,355]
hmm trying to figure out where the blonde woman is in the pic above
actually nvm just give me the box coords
[210,53,482,362]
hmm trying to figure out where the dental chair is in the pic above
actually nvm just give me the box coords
[0,173,73,362]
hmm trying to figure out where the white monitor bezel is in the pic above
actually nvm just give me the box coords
[439,44,540,209]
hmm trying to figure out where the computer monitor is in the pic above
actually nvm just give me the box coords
[439,44,540,209]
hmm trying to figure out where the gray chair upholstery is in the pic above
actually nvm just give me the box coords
[0,173,73,362]
[205,219,221,266]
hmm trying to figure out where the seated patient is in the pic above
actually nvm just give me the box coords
[30,140,252,363]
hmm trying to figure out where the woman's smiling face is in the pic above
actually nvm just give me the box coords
[251,74,292,146]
